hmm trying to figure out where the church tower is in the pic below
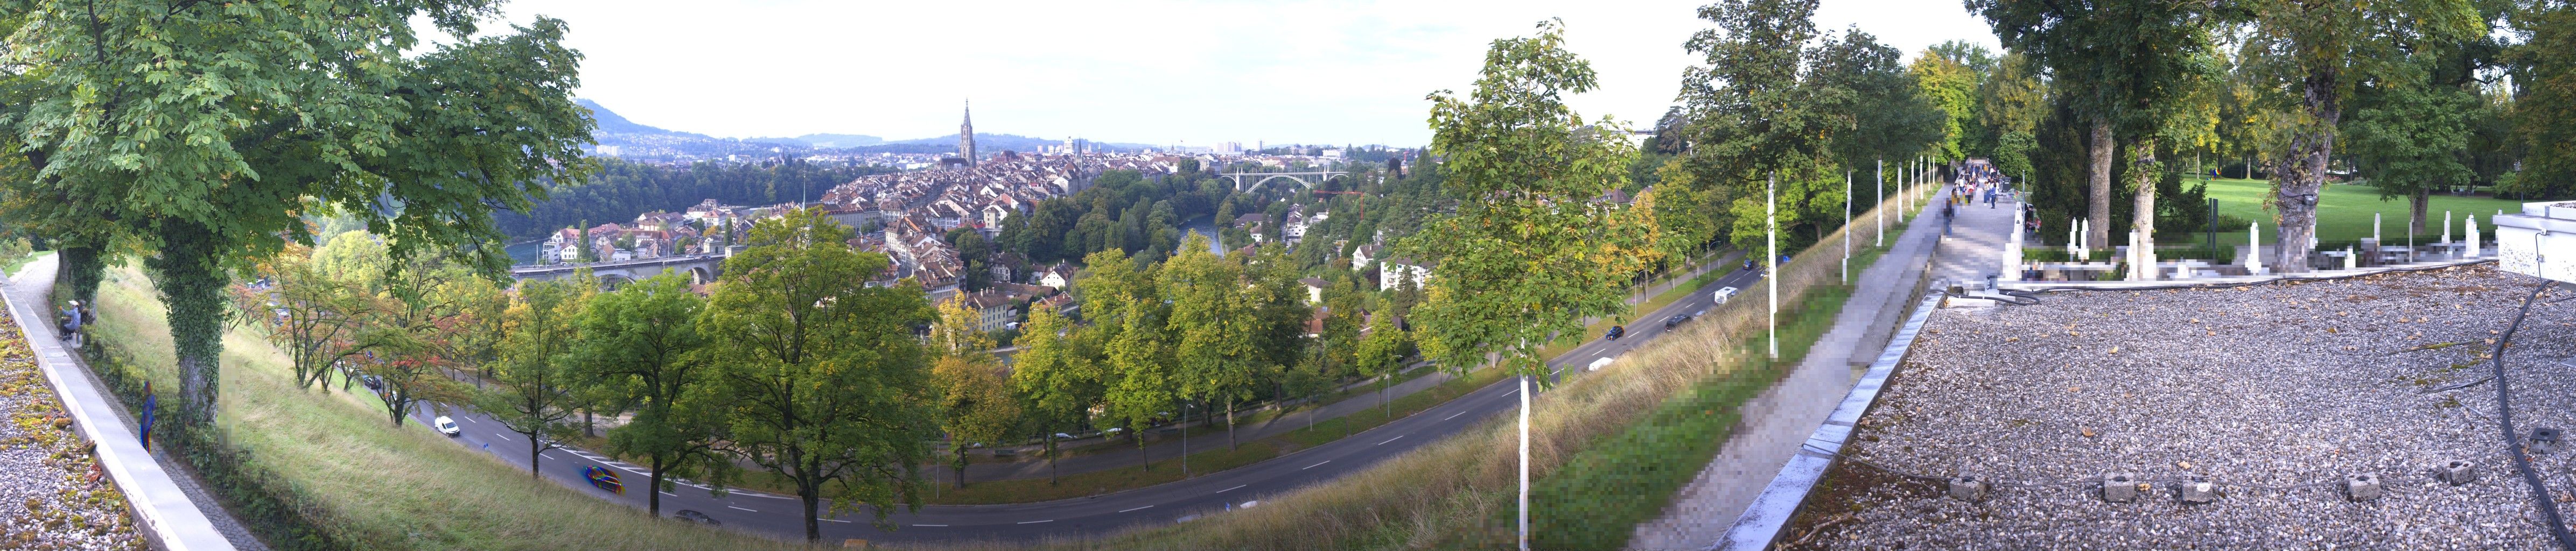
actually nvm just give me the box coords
[958,101,978,167]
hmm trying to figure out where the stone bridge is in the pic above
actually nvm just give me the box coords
[509,250,731,288]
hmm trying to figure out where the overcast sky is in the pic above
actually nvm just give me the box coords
[477,1,1998,146]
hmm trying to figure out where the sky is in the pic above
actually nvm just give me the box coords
[472,1,1998,147]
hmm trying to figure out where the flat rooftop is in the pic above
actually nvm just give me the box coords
[1786,263,2576,549]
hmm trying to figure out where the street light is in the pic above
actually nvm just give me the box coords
[1768,171,1778,359]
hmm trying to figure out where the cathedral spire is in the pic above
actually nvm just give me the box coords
[958,100,978,167]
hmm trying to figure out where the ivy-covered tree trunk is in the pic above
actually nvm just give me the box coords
[57,245,104,306]
[150,221,229,428]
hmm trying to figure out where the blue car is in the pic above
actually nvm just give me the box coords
[582,465,625,495]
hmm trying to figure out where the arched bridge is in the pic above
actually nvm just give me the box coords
[510,251,729,289]
[1221,170,1349,192]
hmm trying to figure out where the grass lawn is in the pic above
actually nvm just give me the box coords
[84,265,822,551]
[2173,177,2552,245]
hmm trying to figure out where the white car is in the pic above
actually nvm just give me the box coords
[1586,357,1615,372]
[1712,286,1740,305]
[433,416,461,437]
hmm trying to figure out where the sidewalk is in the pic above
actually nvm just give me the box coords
[1629,185,1952,550]
[6,255,266,550]
[962,248,1743,482]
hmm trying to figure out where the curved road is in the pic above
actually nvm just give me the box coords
[411,263,1770,545]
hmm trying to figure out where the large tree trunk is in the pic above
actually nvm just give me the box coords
[2088,117,2116,249]
[2409,188,2430,237]
[648,457,667,515]
[800,488,823,541]
[530,435,545,478]
[2131,138,2160,279]
[2274,70,2342,272]
[151,221,228,429]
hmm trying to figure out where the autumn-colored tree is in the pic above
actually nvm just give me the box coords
[929,294,1020,488]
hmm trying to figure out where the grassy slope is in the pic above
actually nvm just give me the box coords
[86,266,827,551]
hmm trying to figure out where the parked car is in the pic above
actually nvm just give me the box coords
[581,465,625,495]
[1663,314,1693,329]
[1712,287,1740,305]
[1743,259,1758,271]
[673,510,720,526]
[1605,325,1626,341]
[433,416,460,437]
[1053,432,1077,440]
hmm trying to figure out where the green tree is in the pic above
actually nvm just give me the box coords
[354,251,478,428]
[0,1,596,428]
[1008,306,1098,484]
[701,208,939,539]
[2506,1,2576,199]
[1910,50,1980,163]
[1409,18,1661,382]
[929,294,1021,488]
[1161,234,1261,450]
[579,272,724,516]
[1100,294,1173,471]
[476,274,593,478]
[1354,309,1410,418]
[2238,0,2483,269]
[1971,0,2234,250]
[2346,76,2479,235]
[236,250,375,391]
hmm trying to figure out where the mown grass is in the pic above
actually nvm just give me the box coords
[85,265,828,551]
[2158,177,2551,245]
[898,182,1934,551]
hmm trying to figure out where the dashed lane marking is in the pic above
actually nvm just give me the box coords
[727,506,758,512]
[1378,435,1403,446]
[1304,460,1332,470]
[1216,484,1246,493]
[912,524,948,527]
[1118,505,1153,513]
[821,518,853,524]
[1443,411,1466,421]
[1016,520,1053,525]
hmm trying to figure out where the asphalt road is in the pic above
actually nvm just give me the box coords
[409,263,1773,545]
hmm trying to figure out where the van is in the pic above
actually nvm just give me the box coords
[1712,286,1740,305]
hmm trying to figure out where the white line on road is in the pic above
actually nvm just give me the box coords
[1304,460,1332,470]
[1378,435,1403,446]
[660,491,676,497]
[541,453,556,461]
[912,524,948,527]
[1118,505,1154,513]
[1443,411,1466,421]
[820,518,853,524]
[727,506,758,512]
[1016,519,1053,525]
[1217,484,1246,493]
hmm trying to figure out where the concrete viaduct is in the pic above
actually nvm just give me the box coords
[509,250,731,288]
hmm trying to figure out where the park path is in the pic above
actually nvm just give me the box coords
[962,248,1742,483]
[8,255,272,550]
[1629,183,1963,550]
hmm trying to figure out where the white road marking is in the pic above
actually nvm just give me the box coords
[1216,484,1246,493]
[495,432,511,440]
[660,491,676,497]
[1443,411,1466,421]
[820,518,853,524]
[912,524,948,527]
[1378,435,1403,446]
[1016,519,1053,525]
[541,453,556,461]
[1304,460,1331,470]
[727,506,758,512]
[1118,505,1154,513]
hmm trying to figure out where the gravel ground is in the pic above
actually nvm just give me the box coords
[1790,263,2576,550]
[0,310,143,551]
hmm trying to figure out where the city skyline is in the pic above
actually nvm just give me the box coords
[473,1,1997,146]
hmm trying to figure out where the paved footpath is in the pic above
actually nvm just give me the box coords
[1629,183,1955,550]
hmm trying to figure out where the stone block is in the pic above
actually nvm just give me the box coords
[2101,473,2140,503]
[1948,476,1987,503]
[2440,460,2481,485]
[2345,474,2382,501]
[2535,427,2563,454]
[2176,478,2218,504]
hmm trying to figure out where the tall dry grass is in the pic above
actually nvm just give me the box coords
[907,185,1935,550]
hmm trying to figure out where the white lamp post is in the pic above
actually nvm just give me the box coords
[1768,171,1779,359]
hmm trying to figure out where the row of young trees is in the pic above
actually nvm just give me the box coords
[242,210,953,542]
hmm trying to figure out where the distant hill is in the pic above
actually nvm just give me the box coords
[576,98,711,138]
[745,133,886,148]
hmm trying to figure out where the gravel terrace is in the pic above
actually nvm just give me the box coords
[0,309,143,551]
[1784,263,2576,550]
